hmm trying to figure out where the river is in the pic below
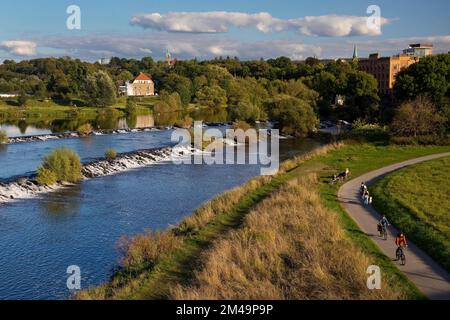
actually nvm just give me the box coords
[0,128,319,300]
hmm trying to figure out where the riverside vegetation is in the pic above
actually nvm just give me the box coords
[36,148,82,186]
[77,138,450,300]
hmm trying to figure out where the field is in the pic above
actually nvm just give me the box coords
[371,156,450,272]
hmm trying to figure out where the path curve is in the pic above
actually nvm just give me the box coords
[338,152,450,300]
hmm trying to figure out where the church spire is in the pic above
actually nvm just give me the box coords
[353,45,358,60]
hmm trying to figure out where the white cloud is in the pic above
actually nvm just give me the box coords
[130,11,390,37]
[37,33,321,61]
[4,33,450,62]
[0,40,37,56]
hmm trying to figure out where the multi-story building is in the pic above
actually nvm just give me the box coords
[403,44,433,58]
[359,44,433,95]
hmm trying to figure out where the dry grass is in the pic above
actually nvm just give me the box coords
[172,175,402,300]
[78,142,351,299]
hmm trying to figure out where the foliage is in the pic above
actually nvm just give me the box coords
[77,123,93,135]
[232,120,252,131]
[195,85,227,108]
[154,91,182,114]
[84,71,117,107]
[125,98,137,114]
[394,54,450,108]
[0,129,7,144]
[105,148,117,160]
[265,94,318,137]
[36,167,57,186]
[37,148,82,185]
[18,92,28,107]
[390,96,445,137]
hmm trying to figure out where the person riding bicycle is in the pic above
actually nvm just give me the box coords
[395,232,408,259]
[378,215,390,235]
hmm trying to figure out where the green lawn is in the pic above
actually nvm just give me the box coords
[371,156,450,272]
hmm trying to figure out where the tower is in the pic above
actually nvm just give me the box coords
[165,48,172,66]
[353,45,358,61]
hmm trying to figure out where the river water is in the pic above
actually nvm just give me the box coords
[0,126,319,299]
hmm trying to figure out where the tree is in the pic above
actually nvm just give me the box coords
[390,96,445,137]
[265,94,318,137]
[394,54,450,109]
[161,73,192,107]
[195,85,227,108]
[84,71,117,107]
[344,71,380,121]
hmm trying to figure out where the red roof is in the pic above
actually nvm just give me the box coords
[134,72,152,81]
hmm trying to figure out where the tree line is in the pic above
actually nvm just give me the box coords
[1,54,449,137]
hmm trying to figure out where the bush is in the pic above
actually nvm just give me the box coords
[174,116,193,129]
[390,135,450,146]
[105,148,117,160]
[37,148,82,185]
[36,167,57,186]
[77,123,93,136]
[0,130,7,144]
[232,121,252,131]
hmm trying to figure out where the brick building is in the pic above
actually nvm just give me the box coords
[358,44,433,95]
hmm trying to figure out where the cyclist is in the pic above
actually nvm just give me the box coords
[395,232,408,259]
[378,215,390,237]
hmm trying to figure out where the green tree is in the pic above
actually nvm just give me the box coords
[265,94,318,137]
[394,54,450,108]
[195,85,227,108]
[84,71,117,107]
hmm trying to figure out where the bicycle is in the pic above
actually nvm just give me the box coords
[377,224,388,240]
[396,246,406,266]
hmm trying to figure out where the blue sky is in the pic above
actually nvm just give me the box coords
[1,0,449,61]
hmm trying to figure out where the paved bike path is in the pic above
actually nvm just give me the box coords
[338,152,450,300]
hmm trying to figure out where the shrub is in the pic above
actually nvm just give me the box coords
[105,148,117,160]
[174,116,193,129]
[36,167,57,186]
[77,123,93,136]
[390,135,450,146]
[0,130,7,144]
[117,230,183,269]
[232,121,252,131]
[37,148,82,185]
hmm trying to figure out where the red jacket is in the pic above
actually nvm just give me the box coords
[395,235,407,247]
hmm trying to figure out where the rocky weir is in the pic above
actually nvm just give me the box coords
[6,127,165,144]
[0,145,196,205]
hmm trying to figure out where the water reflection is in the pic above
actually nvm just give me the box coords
[40,184,82,216]
[1,107,230,137]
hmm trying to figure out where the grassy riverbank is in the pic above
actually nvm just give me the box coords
[371,156,450,272]
[79,141,450,300]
